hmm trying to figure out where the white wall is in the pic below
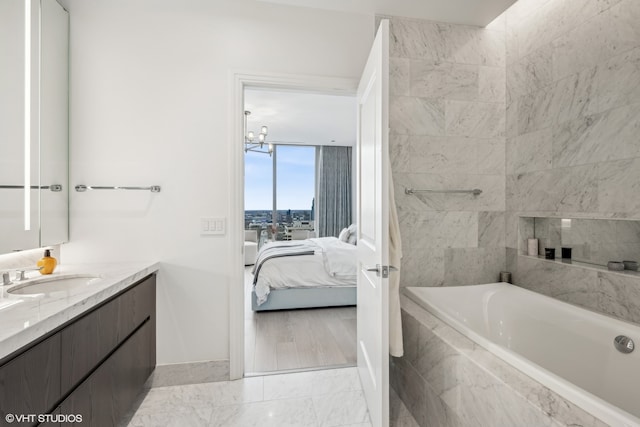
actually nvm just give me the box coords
[63,0,373,364]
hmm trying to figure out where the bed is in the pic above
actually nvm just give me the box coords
[251,235,357,311]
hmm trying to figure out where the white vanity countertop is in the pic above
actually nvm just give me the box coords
[0,261,160,361]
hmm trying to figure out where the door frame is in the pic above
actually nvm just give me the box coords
[228,70,358,380]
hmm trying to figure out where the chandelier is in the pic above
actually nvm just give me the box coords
[244,110,273,156]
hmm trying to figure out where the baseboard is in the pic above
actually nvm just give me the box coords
[146,360,230,388]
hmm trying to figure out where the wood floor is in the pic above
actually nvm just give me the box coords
[244,267,357,374]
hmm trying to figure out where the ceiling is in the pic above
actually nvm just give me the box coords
[244,88,356,148]
[255,0,517,27]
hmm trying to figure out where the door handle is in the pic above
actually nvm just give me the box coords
[366,264,398,278]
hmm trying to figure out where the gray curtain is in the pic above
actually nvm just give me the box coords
[316,146,352,237]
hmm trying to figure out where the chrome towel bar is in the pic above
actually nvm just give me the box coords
[75,185,161,193]
[404,188,482,196]
[0,184,62,192]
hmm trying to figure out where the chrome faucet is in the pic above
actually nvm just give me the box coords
[14,267,43,281]
[0,266,44,286]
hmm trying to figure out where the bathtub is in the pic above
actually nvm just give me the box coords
[404,283,640,427]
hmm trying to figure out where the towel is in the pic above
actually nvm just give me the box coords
[388,161,403,357]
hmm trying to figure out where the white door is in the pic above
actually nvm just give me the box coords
[356,19,390,427]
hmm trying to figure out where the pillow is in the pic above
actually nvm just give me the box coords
[347,233,357,245]
[348,223,357,234]
[338,228,350,242]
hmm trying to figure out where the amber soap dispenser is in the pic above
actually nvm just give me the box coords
[37,249,57,275]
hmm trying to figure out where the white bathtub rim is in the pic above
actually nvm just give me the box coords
[404,284,640,427]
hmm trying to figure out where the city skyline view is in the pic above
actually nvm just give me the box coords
[244,145,315,211]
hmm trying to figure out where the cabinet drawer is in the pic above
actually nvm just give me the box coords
[59,320,153,427]
[0,334,61,427]
[60,275,156,394]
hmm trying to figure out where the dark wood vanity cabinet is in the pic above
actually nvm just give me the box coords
[0,334,61,426]
[0,274,156,427]
[58,320,154,426]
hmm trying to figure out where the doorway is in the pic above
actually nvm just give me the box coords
[242,87,358,375]
[229,72,360,380]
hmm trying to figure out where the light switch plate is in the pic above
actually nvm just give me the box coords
[201,217,225,235]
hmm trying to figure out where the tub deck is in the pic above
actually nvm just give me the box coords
[400,283,640,427]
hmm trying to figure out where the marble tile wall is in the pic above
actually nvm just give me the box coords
[504,0,640,323]
[387,16,506,288]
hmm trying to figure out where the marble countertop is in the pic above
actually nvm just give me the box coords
[0,261,160,362]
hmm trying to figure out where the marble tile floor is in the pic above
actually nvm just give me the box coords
[127,367,417,427]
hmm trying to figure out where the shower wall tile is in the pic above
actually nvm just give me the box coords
[607,0,640,56]
[399,211,478,249]
[552,103,640,168]
[479,66,506,103]
[512,1,566,59]
[443,247,505,286]
[505,97,518,138]
[389,19,448,61]
[594,47,640,112]
[511,0,623,61]
[478,211,506,248]
[597,272,640,324]
[551,10,612,81]
[389,97,445,136]
[409,61,478,100]
[506,0,640,325]
[392,136,479,174]
[389,14,506,291]
[507,166,599,213]
[547,165,599,212]
[506,172,553,212]
[477,138,505,175]
[512,255,597,297]
[392,136,505,176]
[390,58,410,96]
[399,248,444,288]
[476,29,506,67]
[504,213,519,249]
[517,68,596,134]
[511,128,553,174]
[440,25,484,65]
[390,135,412,173]
[504,0,553,31]
[597,158,640,214]
[506,45,553,102]
[445,100,505,138]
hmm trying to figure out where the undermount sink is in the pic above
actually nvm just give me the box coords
[7,274,102,296]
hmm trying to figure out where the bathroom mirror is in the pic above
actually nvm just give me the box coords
[533,217,640,268]
[39,0,69,249]
[0,0,69,255]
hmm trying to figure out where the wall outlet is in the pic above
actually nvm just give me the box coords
[201,217,225,235]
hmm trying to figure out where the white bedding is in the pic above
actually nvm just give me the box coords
[253,237,356,306]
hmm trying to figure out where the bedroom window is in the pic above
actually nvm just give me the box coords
[245,145,315,243]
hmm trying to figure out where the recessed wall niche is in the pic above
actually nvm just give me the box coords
[519,217,640,269]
